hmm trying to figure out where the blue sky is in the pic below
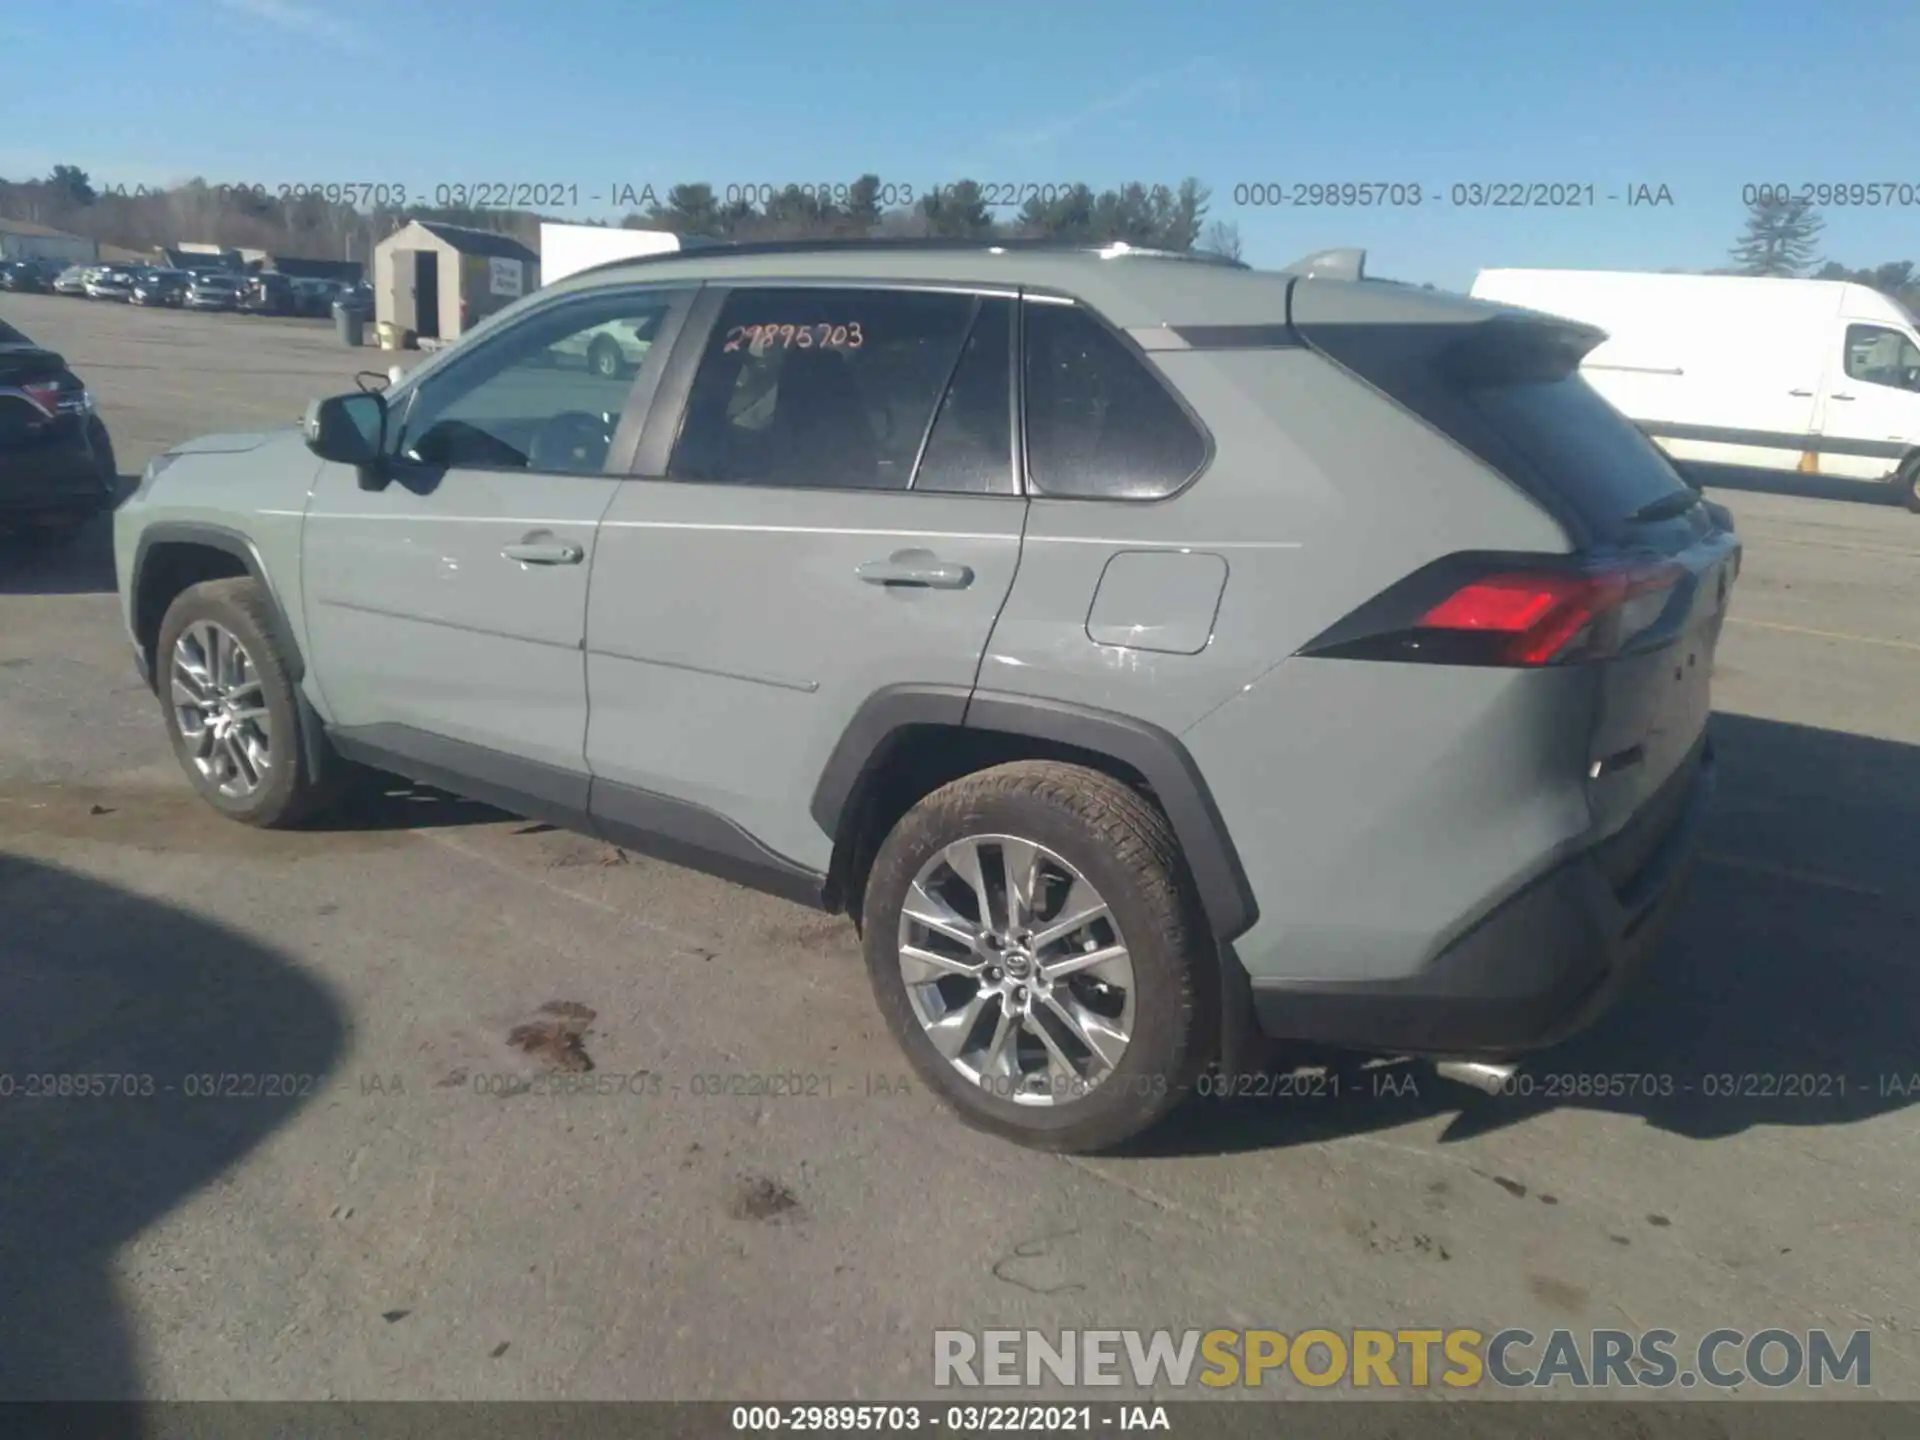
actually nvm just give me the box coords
[4,0,1919,288]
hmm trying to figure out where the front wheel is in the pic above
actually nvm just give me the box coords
[155,577,338,828]
[587,335,624,379]
[861,761,1218,1152]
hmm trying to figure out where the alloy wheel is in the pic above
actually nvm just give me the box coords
[170,621,273,799]
[897,834,1136,1106]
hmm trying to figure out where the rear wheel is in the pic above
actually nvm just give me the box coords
[861,761,1218,1152]
[155,577,337,828]
[1901,455,1920,514]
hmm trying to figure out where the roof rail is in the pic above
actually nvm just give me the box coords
[562,235,1250,283]
[1279,247,1367,281]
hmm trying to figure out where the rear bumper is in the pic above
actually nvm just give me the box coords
[1251,737,1714,1055]
[0,441,115,524]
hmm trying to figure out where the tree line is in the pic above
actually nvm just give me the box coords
[5,164,1914,316]
[1727,191,1920,315]
[0,165,1243,262]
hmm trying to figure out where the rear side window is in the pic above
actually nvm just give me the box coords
[669,287,977,491]
[1022,302,1207,499]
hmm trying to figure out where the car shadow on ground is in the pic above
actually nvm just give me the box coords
[0,503,120,597]
[1682,461,1909,509]
[1134,710,1920,1157]
[0,852,349,1404]
[313,773,511,834]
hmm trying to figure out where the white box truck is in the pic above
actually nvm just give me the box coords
[1470,268,1920,510]
[538,222,689,285]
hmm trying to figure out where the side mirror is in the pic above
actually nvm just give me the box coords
[304,391,388,489]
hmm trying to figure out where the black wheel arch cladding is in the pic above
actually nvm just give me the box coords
[812,685,1259,942]
[133,523,305,683]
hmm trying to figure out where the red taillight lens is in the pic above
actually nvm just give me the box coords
[19,382,62,419]
[1420,572,1618,664]
[1302,554,1695,668]
[1417,564,1682,665]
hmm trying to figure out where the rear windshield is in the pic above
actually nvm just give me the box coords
[1297,316,1693,542]
[1463,374,1694,531]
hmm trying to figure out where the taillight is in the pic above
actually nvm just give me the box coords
[1301,555,1688,668]
[19,381,63,419]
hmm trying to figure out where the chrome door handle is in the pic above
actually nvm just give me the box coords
[502,536,585,565]
[856,549,974,590]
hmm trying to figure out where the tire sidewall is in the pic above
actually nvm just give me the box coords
[862,781,1203,1147]
[589,338,621,378]
[155,584,306,825]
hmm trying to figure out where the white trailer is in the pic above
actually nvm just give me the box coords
[538,223,687,286]
[1470,268,1920,508]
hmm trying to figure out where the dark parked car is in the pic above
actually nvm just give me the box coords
[84,267,137,301]
[0,317,118,541]
[184,273,246,311]
[333,281,373,318]
[131,269,190,307]
[240,272,296,316]
[0,259,59,293]
[286,278,331,317]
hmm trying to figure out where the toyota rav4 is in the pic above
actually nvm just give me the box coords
[113,240,1738,1151]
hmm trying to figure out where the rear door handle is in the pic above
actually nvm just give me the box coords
[1788,388,1814,397]
[502,533,585,565]
[1829,393,1856,401]
[856,549,974,590]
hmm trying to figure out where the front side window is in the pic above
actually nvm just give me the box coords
[668,287,979,491]
[1022,301,1208,499]
[392,290,677,475]
[1844,324,1920,391]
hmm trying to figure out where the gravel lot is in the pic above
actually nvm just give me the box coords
[3,291,1918,1410]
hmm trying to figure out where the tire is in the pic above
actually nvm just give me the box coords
[1901,456,1920,514]
[155,577,338,828]
[861,761,1219,1153]
[587,336,623,379]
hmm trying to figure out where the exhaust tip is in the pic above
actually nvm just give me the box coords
[1434,1060,1518,1095]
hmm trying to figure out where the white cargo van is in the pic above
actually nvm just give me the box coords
[1470,269,1920,510]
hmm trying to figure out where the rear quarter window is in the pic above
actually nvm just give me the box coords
[1022,302,1207,500]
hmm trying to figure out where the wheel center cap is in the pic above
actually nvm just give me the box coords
[1002,950,1033,979]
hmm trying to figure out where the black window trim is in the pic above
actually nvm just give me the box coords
[1015,288,1216,504]
[384,281,697,481]
[905,294,1024,498]
[634,279,1026,499]
[903,292,984,490]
